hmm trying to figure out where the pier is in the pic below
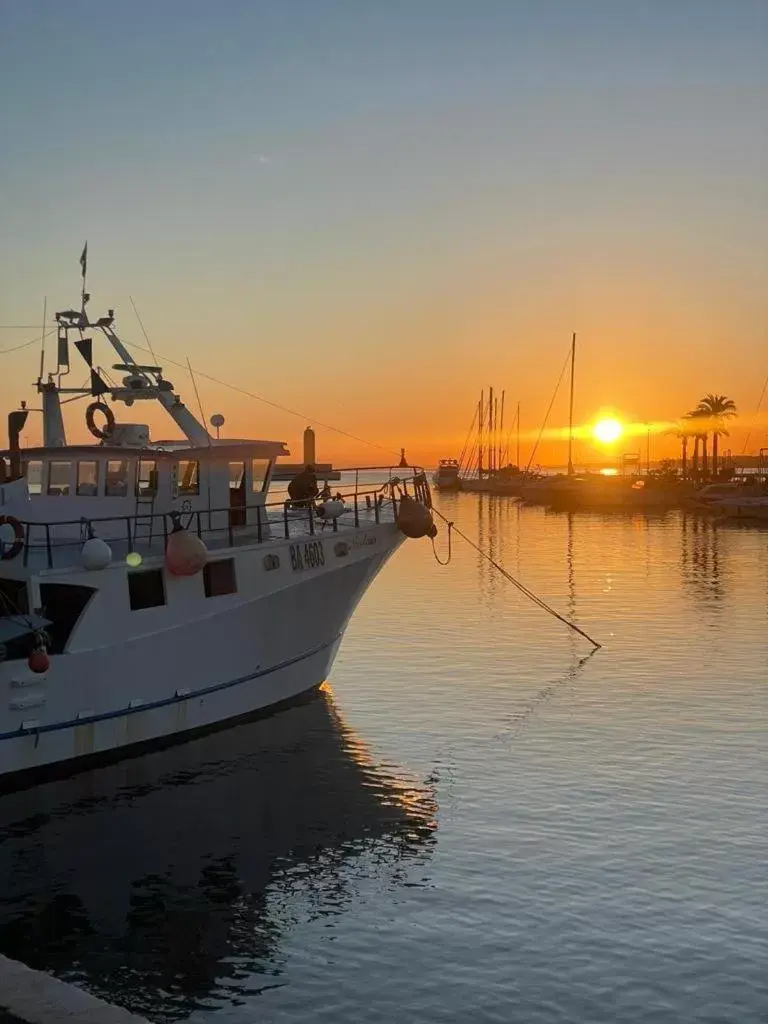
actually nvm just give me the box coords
[0,954,150,1024]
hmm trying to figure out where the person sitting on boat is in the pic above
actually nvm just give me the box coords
[287,464,319,507]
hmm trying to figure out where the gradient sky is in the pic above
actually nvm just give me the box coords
[1,0,766,466]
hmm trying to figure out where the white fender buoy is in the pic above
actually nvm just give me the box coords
[316,499,345,520]
[81,536,112,571]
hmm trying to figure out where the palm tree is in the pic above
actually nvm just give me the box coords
[687,408,707,480]
[675,415,696,480]
[696,394,737,477]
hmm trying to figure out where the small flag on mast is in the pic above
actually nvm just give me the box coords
[80,242,88,279]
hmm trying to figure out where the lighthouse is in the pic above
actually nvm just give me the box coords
[303,425,316,466]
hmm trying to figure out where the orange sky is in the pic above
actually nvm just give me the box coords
[1,3,766,469]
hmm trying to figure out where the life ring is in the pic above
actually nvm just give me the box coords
[0,515,24,560]
[86,401,115,440]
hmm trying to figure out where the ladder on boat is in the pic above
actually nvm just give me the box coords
[133,493,157,546]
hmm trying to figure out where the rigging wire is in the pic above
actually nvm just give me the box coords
[457,404,479,474]
[525,347,572,473]
[0,329,56,355]
[123,323,400,458]
[129,296,159,366]
[741,364,768,455]
[431,507,602,649]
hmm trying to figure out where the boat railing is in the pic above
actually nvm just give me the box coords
[14,468,431,570]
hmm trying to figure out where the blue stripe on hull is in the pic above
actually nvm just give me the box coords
[0,634,341,742]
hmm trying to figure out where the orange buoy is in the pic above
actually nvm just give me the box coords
[28,649,50,674]
[165,523,208,576]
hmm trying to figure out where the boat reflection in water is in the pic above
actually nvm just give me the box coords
[0,686,437,1020]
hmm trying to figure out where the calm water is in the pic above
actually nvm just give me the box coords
[1,495,766,1023]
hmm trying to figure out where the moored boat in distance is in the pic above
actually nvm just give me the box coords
[541,474,696,511]
[433,459,461,491]
[0,258,435,788]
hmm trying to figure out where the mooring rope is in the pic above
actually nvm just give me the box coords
[431,519,453,565]
[431,508,602,649]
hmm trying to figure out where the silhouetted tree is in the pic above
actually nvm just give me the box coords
[696,394,737,476]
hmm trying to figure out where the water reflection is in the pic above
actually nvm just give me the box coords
[0,687,437,1021]
[680,514,724,604]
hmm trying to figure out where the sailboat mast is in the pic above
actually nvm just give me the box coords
[516,400,521,469]
[488,386,494,475]
[499,390,505,468]
[567,332,576,476]
[478,390,484,478]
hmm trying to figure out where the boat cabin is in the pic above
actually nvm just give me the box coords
[0,281,293,564]
[0,439,289,550]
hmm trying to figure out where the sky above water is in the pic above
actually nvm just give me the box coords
[1,0,766,466]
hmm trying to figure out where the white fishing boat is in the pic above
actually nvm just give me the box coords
[0,258,435,787]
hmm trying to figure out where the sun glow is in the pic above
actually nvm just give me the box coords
[592,418,623,444]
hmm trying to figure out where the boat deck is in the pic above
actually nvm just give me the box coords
[13,490,403,573]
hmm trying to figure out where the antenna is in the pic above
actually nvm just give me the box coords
[210,413,225,439]
[79,242,89,316]
[38,297,47,380]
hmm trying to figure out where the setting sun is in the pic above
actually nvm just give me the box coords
[592,418,624,444]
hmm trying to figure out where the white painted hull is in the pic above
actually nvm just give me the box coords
[0,523,403,783]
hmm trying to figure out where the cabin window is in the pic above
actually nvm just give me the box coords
[137,459,158,497]
[39,583,95,653]
[228,461,246,526]
[203,558,237,598]
[177,460,199,496]
[23,459,43,495]
[47,461,71,496]
[128,569,166,610]
[229,461,246,490]
[106,460,133,497]
[251,458,270,492]
[76,461,99,496]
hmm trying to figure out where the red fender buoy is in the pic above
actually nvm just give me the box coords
[165,525,208,576]
[28,649,50,674]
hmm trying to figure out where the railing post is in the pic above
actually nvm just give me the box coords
[126,517,133,552]
[284,503,289,539]
[309,505,315,535]
[354,495,359,527]
[374,496,380,523]
[256,504,263,543]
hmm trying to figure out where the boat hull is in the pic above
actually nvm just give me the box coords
[0,527,402,786]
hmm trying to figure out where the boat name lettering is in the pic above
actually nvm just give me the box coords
[350,533,377,549]
[290,541,325,571]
